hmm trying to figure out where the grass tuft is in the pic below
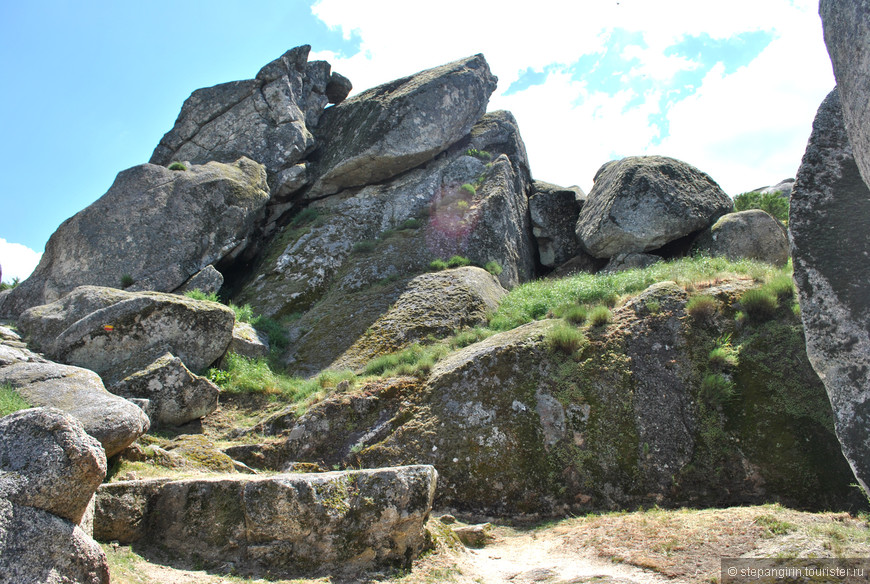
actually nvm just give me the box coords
[740,288,779,323]
[686,295,718,320]
[588,305,612,327]
[0,384,30,417]
[547,322,587,354]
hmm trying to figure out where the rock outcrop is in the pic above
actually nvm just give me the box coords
[0,363,149,458]
[0,158,270,318]
[95,465,437,577]
[0,408,110,584]
[239,110,534,321]
[529,181,586,268]
[820,0,870,186]
[693,209,789,266]
[790,88,870,493]
[308,54,498,198]
[576,156,733,259]
[150,45,344,197]
[243,280,855,514]
[18,286,235,378]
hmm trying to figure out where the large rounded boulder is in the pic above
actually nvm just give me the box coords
[693,209,789,266]
[576,156,733,259]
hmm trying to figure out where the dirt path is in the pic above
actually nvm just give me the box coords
[452,527,671,584]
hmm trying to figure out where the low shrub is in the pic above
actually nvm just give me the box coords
[290,207,320,227]
[686,295,718,320]
[229,303,254,323]
[465,148,492,161]
[547,322,587,354]
[352,240,376,254]
[168,161,187,171]
[250,314,290,351]
[588,305,612,327]
[120,274,135,289]
[0,277,20,292]
[701,373,736,406]
[734,190,789,224]
[399,218,423,230]
[456,200,470,210]
[708,346,738,370]
[447,255,471,268]
[740,288,778,322]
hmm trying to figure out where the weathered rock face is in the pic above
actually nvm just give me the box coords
[109,353,220,428]
[0,503,110,584]
[693,209,789,266]
[0,408,106,524]
[95,466,437,577]
[602,252,662,273]
[286,267,506,375]
[0,408,110,584]
[529,181,586,267]
[18,286,235,377]
[244,280,856,514]
[820,1,870,186]
[0,363,149,458]
[307,54,498,198]
[239,111,534,320]
[757,178,795,198]
[226,321,271,361]
[0,158,270,318]
[150,45,343,197]
[174,265,224,296]
[790,88,870,494]
[576,156,733,259]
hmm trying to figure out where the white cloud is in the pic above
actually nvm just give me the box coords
[0,239,42,284]
[310,0,833,195]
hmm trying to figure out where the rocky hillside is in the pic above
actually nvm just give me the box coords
[2,7,870,579]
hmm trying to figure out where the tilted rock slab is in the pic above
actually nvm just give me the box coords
[821,0,870,186]
[692,209,789,267]
[109,352,220,428]
[0,158,270,318]
[151,45,348,196]
[0,364,149,458]
[529,180,587,267]
[790,88,870,493]
[308,53,498,197]
[290,266,506,373]
[576,156,733,259]
[18,286,235,377]
[95,465,436,577]
[0,408,110,584]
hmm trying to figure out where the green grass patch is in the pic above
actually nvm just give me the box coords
[485,260,503,276]
[547,322,587,354]
[686,295,718,320]
[363,343,449,378]
[289,206,320,227]
[588,305,613,327]
[449,327,494,350]
[447,255,471,268]
[208,353,355,404]
[0,384,30,417]
[398,218,423,230]
[740,288,778,323]
[184,289,220,302]
[167,161,187,171]
[460,183,476,196]
[762,273,795,301]
[429,259,448,272]
[120,274,134,289]
[557,304,588,325]
[488,256,781,332]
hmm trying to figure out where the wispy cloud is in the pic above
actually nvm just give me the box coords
[310,0,832,195]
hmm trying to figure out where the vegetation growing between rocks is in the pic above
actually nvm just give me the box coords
[488,255,781,332]
[0,277,20,292]
[734,190,790,224]
[0,383,30,417]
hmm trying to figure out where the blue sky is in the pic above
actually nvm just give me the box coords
[0,0,833,283]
